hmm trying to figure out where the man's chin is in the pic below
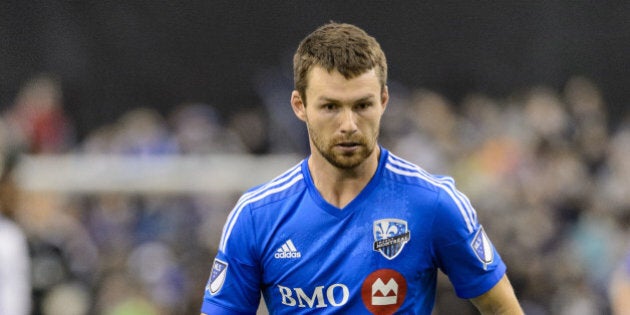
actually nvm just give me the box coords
[327,154,365,170]
[315,143,375,169]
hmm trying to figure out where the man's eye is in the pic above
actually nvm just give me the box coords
[357,102,371,109]
[323,104,336,110]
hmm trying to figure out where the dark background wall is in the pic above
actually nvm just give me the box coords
[1,1,628,140]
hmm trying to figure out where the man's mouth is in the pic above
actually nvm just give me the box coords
[338,142,359,147]
[335,142,362,153]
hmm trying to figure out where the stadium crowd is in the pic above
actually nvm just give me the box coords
[0,73,628,314]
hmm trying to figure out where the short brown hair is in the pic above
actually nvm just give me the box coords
[293,22,388,103]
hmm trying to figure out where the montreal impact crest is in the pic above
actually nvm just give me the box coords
[373,219,411,260]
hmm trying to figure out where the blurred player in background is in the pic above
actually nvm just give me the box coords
[0,153,31,315]
[200,22,523,314]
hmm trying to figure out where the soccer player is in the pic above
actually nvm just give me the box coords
[201,22,523,314]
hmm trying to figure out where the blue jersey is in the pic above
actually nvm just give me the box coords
[201,148,506,315]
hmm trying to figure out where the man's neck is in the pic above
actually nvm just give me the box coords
[308,147,380,208]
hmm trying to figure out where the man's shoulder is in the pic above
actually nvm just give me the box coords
[238,162,306,210]
[381,151,451,193]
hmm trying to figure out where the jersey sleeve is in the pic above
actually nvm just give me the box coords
[201,202,261,314]
[430,183,506,299]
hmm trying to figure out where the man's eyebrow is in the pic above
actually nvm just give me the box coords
[316,94,376,103]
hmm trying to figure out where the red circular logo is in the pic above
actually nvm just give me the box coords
[361,269,407,315]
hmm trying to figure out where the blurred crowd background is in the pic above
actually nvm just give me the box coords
[1,2,629,315]
[1,72,629,315]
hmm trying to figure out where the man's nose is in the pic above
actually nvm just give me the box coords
[339,109,358,134]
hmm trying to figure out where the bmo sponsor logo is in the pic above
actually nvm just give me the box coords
[278,284,349,309]
[275,269,408,313]
[361,269,407,315]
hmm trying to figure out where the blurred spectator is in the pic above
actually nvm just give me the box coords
[94,270,159,315]
[393,89,460,174]
[169,102,247,154]
[227,107,270,154]
[595,128,630,217]
[15,190,98,314]
[0,153,31,315]
[253,65,308,154]
[41,282,90,315]
[114,108,178,156]
[563,76,609,173]
[4,74,74,154]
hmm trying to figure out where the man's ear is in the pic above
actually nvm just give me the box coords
[291,90,307,122]
[381,85,389,111]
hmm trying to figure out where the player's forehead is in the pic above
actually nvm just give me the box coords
[305,66,380,103]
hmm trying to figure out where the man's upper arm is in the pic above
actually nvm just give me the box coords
[470,274,524,315]
[609,261,630,315]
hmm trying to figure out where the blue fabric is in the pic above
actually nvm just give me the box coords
[201,148,506,314]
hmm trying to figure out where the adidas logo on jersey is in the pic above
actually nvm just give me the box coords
[275,239,301,259]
